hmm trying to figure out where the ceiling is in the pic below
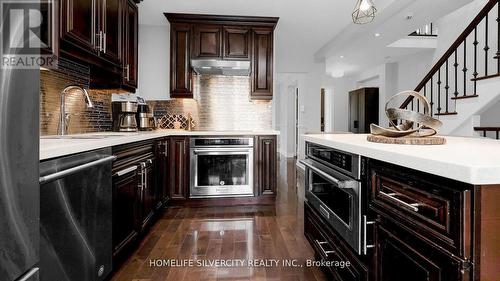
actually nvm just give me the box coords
[138,0,395,73]
[316,0,474,77]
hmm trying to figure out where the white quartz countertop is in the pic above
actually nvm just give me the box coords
[40,130,279,161]
[303,134,500,185]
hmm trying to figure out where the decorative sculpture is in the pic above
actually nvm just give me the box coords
[368,91,445,145]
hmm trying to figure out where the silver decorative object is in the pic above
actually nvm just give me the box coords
[370,91,443,137]
[352,0,377,24]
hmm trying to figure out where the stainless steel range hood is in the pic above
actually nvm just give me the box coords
[191,59,251,76]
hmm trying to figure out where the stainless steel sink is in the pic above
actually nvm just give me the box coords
[41,134,132,140]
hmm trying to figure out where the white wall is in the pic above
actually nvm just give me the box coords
[137,25,170,100]
[481,100,500,126]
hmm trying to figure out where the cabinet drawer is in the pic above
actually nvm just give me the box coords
[369,160,472,258]
[373,216,471,281]
[305,203,368,281]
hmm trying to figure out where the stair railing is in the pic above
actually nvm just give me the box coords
[400,0,499,117]
[474,127,500,139]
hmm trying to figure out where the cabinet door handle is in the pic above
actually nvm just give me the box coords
[125,64,130,81]
[362,215,376,255]
[314,240,335,258]
[103,31,107,53]
[115,165,137,177]
[96,31,104,52]
[379,191,420,212]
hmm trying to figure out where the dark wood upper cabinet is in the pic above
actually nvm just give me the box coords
[60,0,97,54]
[251,28,273,100]
[59,0,140,91]
[223,26,251,60]
[99,0,122,65]
[256,135,277,196]
[169,137,189,200]
[170,23,193,98]
[122,0,138,89]
[164,14,278,100]
[193,25,223,59]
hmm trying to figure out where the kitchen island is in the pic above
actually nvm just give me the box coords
[302,133,500,281]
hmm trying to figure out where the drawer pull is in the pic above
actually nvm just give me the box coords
[319,205,330,219]
[314,240,335,258]
[379,191,420,212]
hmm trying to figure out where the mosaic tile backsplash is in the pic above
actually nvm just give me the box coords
[40,63,272,135]
[148,75,272,131]
[40,59,113,135]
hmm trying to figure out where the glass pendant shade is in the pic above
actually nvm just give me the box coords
[352,0,377,24]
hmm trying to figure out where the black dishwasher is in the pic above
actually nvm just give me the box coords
[39,148,116,281]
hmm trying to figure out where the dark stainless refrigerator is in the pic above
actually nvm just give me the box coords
[0,1,40,279]
[349,87,379,133]
[0,70,40,279]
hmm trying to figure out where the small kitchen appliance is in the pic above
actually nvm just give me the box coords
[136,104,156,131]
[112,101,138,132]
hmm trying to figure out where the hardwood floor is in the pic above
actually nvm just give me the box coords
[111,157,327,281]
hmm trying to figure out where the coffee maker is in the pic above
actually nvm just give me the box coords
[112,101,138,132]
[136,104,157,131]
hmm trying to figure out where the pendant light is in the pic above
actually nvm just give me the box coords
[352,0,377,24]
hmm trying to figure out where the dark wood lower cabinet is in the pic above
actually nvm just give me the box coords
[373,217,470,281]
[137,158,156,232]
[155,138,170,209]
[256,135,277,196]
[304,202,369,281]
[169,137,190,200]
[111,141,157,264]
[112,165,139,260]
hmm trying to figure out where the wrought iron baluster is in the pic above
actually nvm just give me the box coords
[463,39,468,97]
[485,14,490,76]
[430,77,434,116]
[445,60,450,113]
[437,69,442,115]
[454,50,459,99]
[473,27,479,94]
[497,1,500,73]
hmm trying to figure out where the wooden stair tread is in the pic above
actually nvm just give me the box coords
[451,94,479,100]
[434,112,458,116]
[471,73,500,81]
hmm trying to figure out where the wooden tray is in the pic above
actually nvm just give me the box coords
[367,135,446,145]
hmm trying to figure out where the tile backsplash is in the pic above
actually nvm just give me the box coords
[40,63,272,135]
[40,59,113,135]
[148,75,272,131]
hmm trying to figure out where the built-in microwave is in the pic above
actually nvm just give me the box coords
[302,142,374,255]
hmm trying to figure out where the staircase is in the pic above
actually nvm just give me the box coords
[400,0,500,137]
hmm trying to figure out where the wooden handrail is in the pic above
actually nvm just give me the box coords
[473,126,500,131]
[474,126,500,139]
[400,0,499,109]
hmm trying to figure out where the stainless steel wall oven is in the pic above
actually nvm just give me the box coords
[302,142,373,255]
[190,138,254,198]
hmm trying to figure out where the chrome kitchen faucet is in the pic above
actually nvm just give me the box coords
[58,85,94,135]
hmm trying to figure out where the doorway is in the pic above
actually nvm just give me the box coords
[321,88,333,132]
